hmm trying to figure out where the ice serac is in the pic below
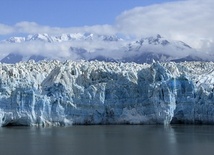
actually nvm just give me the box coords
[0,60,214,126]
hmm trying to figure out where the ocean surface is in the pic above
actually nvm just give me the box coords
[0,125,214,155]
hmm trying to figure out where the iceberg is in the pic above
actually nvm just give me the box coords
[0,60,214,126]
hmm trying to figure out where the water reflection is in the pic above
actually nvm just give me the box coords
[171,125,214,155]
[0,125,214,155]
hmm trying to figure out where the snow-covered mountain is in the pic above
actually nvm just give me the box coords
[121,34,201,63]
[0,33,204,64]
[3,33,122,43]
[0,60,214,126]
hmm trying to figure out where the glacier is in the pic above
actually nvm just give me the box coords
[0,60,214,126]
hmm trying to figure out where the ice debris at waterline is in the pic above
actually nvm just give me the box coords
[0,60,214,126]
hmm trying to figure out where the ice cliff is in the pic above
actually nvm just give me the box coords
[0,60,214,126]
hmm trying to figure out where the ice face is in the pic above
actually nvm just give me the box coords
[0,60,214,126]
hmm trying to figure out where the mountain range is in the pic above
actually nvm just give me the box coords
[0,33,205,64]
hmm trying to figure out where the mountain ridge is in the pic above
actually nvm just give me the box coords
[0,33,206,64]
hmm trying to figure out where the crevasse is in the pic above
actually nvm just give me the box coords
[0,60,214,126]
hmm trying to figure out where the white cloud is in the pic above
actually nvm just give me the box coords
[115,0,214,50]
[15,22,55,34]
[0,39,126,60]
[0,24,14,35]
[13,21,116,36]
[0,21,116,37]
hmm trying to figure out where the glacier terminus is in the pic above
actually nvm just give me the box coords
[0,60,214,126]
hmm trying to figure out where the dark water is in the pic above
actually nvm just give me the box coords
[0,125,214,155]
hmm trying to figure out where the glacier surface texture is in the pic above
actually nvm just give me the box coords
[0,60,214,126]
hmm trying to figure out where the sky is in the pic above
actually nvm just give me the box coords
[0,0,179,27]
[0,0,213,59]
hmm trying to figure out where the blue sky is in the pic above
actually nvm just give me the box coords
[0,0,179,27]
